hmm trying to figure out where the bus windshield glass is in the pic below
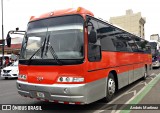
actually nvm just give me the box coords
[20,15,84,61]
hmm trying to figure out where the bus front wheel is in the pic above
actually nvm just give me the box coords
[104,73,116,102]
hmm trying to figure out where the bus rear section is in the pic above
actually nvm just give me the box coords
[15,7,152,104]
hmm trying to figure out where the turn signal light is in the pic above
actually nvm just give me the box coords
[18,74,27,80]
[77,7,81,12]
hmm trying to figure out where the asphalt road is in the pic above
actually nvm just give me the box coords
[0,68,160,113]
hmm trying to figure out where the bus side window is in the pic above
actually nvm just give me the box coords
[111,35,132,52]
[87,17,101,62]
[128,39,139,52]
[98,22,116,51]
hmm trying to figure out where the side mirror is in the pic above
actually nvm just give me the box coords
[6,33,11,47]
[88,27,97,43]
[6,28,26,48]
[16,27,19,31]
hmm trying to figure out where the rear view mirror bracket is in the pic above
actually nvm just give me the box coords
[6,29,26,47]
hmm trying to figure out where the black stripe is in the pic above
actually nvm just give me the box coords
[88,62,147,72]
[88,68,107,72]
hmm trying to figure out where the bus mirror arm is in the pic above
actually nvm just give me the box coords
[85,17,91,27]
[85,18,97,44]
[85,18,93,28]
[6,29,26,47]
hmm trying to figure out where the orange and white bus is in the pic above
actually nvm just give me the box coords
[7,7,152,104]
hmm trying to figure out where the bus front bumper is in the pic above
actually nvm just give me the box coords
[16,80,87,104]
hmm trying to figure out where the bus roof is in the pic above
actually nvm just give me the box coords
[29,7,94,22]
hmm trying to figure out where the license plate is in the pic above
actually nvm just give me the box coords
[37,92,45,98]
[3,74,9,76]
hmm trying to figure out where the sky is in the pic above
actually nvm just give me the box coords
[0,0,160,41]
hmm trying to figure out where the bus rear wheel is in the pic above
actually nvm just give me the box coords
[104,73,116,102]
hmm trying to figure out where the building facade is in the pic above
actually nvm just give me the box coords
[110,9,146,38]
[0,37,22,55]
[150,34,160,42]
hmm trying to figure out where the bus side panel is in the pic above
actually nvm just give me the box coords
[85,77,107,104]
[117,65,134,89]
[86,51,150,91]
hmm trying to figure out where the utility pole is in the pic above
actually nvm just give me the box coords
[1,0,4,67]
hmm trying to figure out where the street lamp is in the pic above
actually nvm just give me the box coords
[1,0,4,67]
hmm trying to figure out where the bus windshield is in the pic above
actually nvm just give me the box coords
[20,15,84,62]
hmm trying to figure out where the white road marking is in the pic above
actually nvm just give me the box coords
[115,73,159,113]
[93,73,156,113]
[125,90,136,96]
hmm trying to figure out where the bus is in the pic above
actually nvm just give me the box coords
[7,7,152,104]
[149,40,160,67]
[149,40,160,56]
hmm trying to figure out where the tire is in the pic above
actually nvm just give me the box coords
[5,77,8,80]
[104,73,116,102]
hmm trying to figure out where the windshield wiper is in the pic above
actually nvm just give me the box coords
[45,35,62,65]
[44,35,50,56]
[27,47,41,65]
[49,45,62,65]
[41,36,47,58]
[27,37,47,64]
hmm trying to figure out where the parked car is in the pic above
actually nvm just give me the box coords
[0,54,11,68]
[1,61,19,79]
[152,55,160,68]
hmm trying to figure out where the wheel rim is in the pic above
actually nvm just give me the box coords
[108,78,115,95]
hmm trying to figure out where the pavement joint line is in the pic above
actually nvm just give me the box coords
[118,73,160,113]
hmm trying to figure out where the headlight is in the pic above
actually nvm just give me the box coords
[12,70,17,73]
[155,61,159,63]
[18,74,27,80]
[57,76,84,83]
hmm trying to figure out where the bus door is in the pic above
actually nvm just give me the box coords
[87,17,102,76]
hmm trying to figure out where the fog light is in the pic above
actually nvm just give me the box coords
[18,84,21,89]
[64,88,68,94]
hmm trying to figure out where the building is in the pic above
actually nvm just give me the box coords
[109,9,146,38]
[0,37,22,55]
[150,34,160,42]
